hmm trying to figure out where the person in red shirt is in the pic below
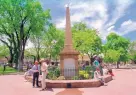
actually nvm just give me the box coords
[108,68,114,76]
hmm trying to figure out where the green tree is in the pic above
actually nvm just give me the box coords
[104,49,120,63]
[24,48,37,63]
[0,0,50,70]
[42,25,64,62]
[29,31,45,61]
[72,22,102,64]
[104,33,130,68]
[128,41,136,64]
[0,45,9,59]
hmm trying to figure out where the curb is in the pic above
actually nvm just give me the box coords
[0,72,24,76]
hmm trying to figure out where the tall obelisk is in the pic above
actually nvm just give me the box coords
[64,5,73,51]
[60,5,79,78]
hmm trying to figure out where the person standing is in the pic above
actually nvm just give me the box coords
[40,59,48,91]
[31,61,40,88]
[98,57,104,76]
[93,57,100,70]
[3,63,7,73]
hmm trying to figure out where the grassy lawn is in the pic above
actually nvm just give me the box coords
[0,66,17,75]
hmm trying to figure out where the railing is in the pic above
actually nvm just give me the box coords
[47,66,94,80]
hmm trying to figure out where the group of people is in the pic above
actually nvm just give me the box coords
[24,56,114,89]
[93,56,114,85]
[24,59,49,91]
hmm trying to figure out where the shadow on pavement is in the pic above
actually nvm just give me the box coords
[45,88,54,92]
[55,88,83,95]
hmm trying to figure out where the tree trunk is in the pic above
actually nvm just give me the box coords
[18,44,23,71]
[18,22,24,71]
[117,61,120,69]
[34,56,36,63]
[12,47,19,69]
[124,61,127,65]
[8,47,14,67]
[37,53,40,62]
[134,60,136,64]
[87,54,93,65]
[49,55,51,66]
[90,56,94,66]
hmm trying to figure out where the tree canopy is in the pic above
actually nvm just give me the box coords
[72,22,102,63]
[0,0,51,70]
[42,25,64,61]
[103,32,130,67]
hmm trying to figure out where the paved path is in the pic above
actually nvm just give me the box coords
[0,69,136,95]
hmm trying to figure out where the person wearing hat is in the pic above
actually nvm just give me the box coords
[31,60,40,88]
[40,59,48,91]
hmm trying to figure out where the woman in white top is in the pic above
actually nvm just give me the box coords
[94,67,106,85]
[40,59,48,91]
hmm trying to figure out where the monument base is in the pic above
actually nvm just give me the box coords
[60,50,79,79]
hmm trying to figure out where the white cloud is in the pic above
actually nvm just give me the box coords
[56,0,108,32]
[107,26,115,31]
[55,0,134,40]
[56,19,65,28]
[25,40,34,49]
[118,20,136,35]
[106,0,133,27]
[121,20,133,27]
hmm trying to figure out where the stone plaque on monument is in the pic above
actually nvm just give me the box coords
[64,58,76,77]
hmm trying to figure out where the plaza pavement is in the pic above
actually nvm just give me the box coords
[0,69,136,95]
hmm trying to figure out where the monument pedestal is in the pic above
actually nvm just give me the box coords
[60,49,79,78]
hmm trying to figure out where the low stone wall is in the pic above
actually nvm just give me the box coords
[47,75,112,88]
[25,75,112,88]
[46,79,101,88]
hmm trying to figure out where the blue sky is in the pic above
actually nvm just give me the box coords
[39,0,136,41]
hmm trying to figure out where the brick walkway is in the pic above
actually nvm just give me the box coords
[0,69,136,95]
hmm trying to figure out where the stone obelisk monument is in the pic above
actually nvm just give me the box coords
[60,5,79,78]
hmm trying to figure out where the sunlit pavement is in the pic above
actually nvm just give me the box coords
[0,69,136,95]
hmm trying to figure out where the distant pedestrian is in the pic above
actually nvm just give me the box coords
[3,63,7,73]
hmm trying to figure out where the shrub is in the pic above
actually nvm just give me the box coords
[83,73,89,79]
[79,70,90,79]
[47,66,60,80]
[84,66,92,72]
